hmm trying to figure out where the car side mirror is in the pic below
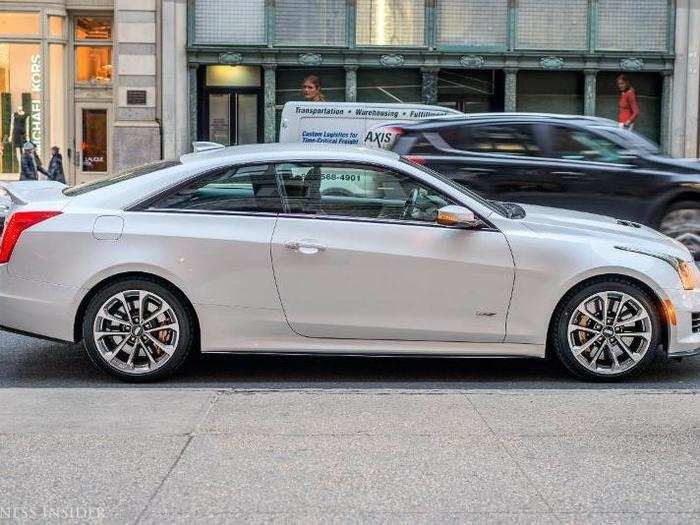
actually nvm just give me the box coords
[436,205,482,228]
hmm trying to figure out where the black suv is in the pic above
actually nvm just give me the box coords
[387,114,700,257]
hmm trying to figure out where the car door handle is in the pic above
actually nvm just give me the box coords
[552,171,585,180]
[284,240,327,254]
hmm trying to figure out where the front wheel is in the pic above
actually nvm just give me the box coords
[551,280,661,381]
[82,279,194,382]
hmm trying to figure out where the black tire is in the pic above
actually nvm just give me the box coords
[551,278,661,381]
[658,200,700,261]
[82,278,194,382]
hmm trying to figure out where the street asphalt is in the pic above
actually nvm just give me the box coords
[0,329,698,524]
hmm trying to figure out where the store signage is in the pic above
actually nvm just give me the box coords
[30,53,42,152]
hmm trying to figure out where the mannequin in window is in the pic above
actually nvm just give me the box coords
[9,107,29,167]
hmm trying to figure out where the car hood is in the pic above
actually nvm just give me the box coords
[517,203,691,259]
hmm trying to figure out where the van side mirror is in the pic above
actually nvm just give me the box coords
[436,205,482,228]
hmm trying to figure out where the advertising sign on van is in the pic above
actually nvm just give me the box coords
[279,102,462,148]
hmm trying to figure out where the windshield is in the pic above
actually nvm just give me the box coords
[400,157,512,217]
[63,160,182,196]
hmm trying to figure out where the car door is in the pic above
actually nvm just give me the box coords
[135,163,284,324]
[270,161,514,342]
[417,122,556,205]
[538,124,654,220]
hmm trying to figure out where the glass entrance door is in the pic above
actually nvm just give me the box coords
[208,94,230,145]
[207,92,259,146]
[75,103,111,184]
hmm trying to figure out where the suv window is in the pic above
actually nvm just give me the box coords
[275,162,452,223]
[148,164,282,213]
[550,126,628,164]
[438,123,541,157]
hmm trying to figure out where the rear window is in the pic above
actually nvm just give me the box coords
[63,160,182,196]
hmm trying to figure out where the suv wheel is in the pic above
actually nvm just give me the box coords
[659,201,700,260]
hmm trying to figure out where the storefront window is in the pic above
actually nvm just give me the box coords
[75,46,112,84]
[75,16,112,40]
[0,42,43,176]
[0,12,40,36]
[49,16,65,38]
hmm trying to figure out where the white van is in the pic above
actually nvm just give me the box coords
[278,101,462,148]
[278,101,462,199]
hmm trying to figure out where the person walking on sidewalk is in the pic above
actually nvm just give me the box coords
[617,74,640,130]
[19,142,38,181]
[46,146,66,184]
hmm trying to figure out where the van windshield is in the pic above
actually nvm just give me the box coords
[400,157,509,217]
[63,160,182,196]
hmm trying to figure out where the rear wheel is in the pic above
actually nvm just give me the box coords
[82,279,194,382]
[551,280,661,381]
[659,201,700,260]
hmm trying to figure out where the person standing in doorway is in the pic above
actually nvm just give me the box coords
[302,75,326,102]
[617,74,640,130]
[46,146,66,184]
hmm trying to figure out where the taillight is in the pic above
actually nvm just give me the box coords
[403,155,427,165]
[0,211,62,264]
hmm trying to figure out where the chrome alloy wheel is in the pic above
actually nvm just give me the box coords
[659,208,700,259]
[567,291,652,375]
[92,289,180,374]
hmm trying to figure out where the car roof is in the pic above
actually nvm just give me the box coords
[180,142,400,165]
[395,112,618,130]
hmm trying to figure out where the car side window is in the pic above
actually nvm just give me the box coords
[550,126,627,164]
[275,162,452,223]
[439,123,542,157]
[148,164,282,213]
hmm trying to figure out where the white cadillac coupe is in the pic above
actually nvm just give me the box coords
[0,143,698,381]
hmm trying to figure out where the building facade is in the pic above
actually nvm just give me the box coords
[0,0,161,183]
[3,1,697,182]
[178,0,700,158]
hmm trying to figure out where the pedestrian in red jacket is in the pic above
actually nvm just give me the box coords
[617,74,640,130]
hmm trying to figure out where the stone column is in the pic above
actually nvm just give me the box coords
[113,0,160,172]
[421,67,439,105]
[188,64,198,148]
[583,70,597,116]
[660,70,673,154]
[504,69,517,112]
[263,65,277,143]
[345,66,358,102]
[162,0,189,158]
